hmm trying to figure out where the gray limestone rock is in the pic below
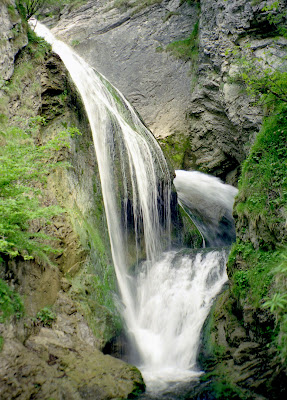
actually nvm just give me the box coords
[188,0,287,182]
[45,0,287,183]
[0,294,145,400]
[0,0,27,81]
[47,0,199,141]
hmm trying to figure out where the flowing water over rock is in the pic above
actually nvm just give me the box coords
[32,20,237,396]
[174,170,238,247]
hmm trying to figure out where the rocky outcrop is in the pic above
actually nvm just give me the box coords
[45,0,287,184]
[188,0,287,182]
[0,293,144,400]
[47,0,198,141]
[198,288,287,400]
[0,6,145,397]
[0,0,27,81]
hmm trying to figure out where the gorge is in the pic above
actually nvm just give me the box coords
[0,1,287,399]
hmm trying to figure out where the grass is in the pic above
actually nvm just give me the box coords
[166,20,199,63]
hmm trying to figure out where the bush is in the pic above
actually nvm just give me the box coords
[0,279,24,323]
[36,307,56,326]
[0,119,79,264]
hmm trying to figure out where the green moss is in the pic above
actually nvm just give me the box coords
[7,4,20,22]
[70,261,122,342]
[67,204,122,342]
[0,279,24,323]
[227,100,287,361]
[70,39,80,47]
[228,242,276,307]
[159,134,191,170]
[165,20,199,73]
[177,205,203,248]
[206,373,248,400]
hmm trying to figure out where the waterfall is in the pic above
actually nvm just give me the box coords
[174,170,238,247]
[31,20,171,335]
[31,21,237,394]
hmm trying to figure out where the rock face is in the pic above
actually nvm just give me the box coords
[199,288,287,400]
[188,0,287,182]
[48,0,198,140]
[0,5,145,397]
[0,294,144,400]
[46,0,287,183]
[0,0,27,81]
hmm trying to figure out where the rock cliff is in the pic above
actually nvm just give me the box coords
[1,0,287,399]
[190,0,287,181]
[47,0,199,143]
[46,0,286,183]
[0,2,144,398]
[0,0,27,81]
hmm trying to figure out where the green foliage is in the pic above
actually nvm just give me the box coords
[179,0,200,6]
[262,250,287,361]
[228,241,275,308]
[36,306,56,326]
[0,119,78,264]
[235,101,287,236]
[71,39,80,47]
[237,53,287,106]
[261,0,287,37]
[0,279,24,323]
[228,80,287,361]
[166,20,199,64]
[16,0,87,20]
[201,364,248,400]
[26,27,51,59]
[233,270,249,292]
[16,0,46,19]
[263,292,287,314]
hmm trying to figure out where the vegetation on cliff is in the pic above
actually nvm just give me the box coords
[1,14,120,347]
[15,0,87,20]
[0,118,76,264]
[200,6,287,395]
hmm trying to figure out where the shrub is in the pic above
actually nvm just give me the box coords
[0,279,24,323]
[36,307,56,326]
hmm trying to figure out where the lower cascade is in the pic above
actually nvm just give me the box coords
[32,21,238,395]
[131,248,229,392]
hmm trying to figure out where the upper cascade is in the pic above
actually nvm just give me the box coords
[30,18,172,342]
[174,170,238,247]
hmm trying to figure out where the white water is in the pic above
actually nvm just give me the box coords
[32,21,236,393]
[133,248,228,391]
[174,170,238,247]
[31,20,171,332]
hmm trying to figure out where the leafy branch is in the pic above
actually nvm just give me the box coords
[0,118,80,264]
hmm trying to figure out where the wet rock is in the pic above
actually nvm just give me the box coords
[0,316,144,400]
[233,342,260,365]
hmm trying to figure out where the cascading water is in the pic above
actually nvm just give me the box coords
[174,170,238,247]
[31,21,238,396]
